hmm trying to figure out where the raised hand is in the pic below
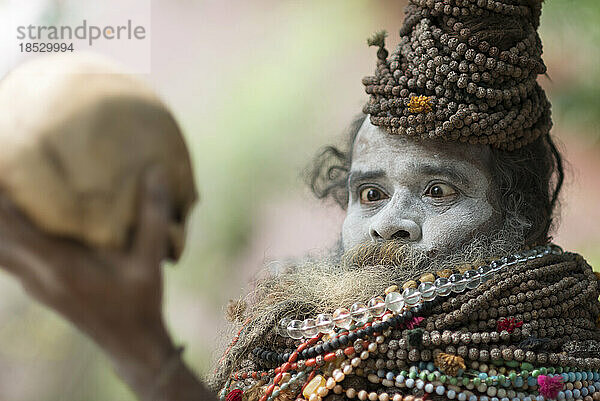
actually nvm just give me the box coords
[0,168,215,401]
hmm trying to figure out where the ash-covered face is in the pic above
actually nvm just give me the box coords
[342,118,501,253]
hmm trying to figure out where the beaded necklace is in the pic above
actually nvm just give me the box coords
[279,245,557,341]
[218,245,600,401]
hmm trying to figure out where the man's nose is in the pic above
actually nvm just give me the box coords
[368,192,422,242]
[369,219,421,241]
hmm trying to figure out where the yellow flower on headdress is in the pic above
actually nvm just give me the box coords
[408,95,433,113]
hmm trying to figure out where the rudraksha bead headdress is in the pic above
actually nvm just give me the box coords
[362,0,551,151]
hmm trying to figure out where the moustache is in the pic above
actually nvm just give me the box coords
[341,239,429,269]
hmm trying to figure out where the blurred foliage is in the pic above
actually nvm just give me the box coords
[540,0,600,140]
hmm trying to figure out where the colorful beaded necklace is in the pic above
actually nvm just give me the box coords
[218,245,600,401]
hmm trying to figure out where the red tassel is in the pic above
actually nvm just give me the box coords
[226,389,243,401]
[537,374,563,399]
[496,317,523,333]
[405,316,425,329]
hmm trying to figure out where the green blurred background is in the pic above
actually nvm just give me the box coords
[0,0,598,400]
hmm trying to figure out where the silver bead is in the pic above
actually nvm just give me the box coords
[385,292,404,313]
[434,277,452,296]
[367,296,386,317]
[350,303,370,325]
[402,287,422,307]
[477,264,493,282]
[333,308,352,329]
[300,318,318,338]
[449,273,467,293]
[463,269,481,289]
[279,317,291,337]
[287,319,303,339]
[315,313,335,334]
[418,281,436,301]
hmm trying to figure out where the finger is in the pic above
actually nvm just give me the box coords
[130,167,172,269]
[0,236,64,298]
[0,193,85,273]
[0,195,39,241]
[0,194,77,253]
[0,195,49,278]
[0,236,29,276]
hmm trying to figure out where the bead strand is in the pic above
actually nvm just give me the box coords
[279,245,556,340]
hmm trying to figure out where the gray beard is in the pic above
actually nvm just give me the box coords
[210,215,528,389]
[247,223,525,322]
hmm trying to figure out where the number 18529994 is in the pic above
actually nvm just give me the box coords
[19,43,74,52]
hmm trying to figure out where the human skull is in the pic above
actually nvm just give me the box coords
[0,53,197,260]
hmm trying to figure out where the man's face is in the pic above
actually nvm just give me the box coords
[342,118,501,253]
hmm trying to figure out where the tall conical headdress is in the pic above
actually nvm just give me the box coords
[363,0,551,151]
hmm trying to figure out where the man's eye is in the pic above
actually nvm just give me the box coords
[425,183,457,198]
[359,187,387,204]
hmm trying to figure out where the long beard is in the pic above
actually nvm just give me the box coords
[210,217,528,389]
[247,221,526,321]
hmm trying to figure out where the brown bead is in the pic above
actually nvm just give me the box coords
[403,280,418,290]
[437,269,453,278]
[419,273,435,283]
